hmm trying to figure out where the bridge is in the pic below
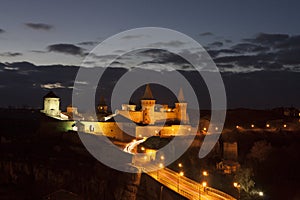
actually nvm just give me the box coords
[142,166,236,200]
[125,139,236,200]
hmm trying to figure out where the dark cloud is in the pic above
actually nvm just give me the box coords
[140,49,190,67]
[244,33,289,46]
[231,43,269,53]
[77,41,98,46]
[276,48,300,65]
[215,55,256,65]
[207,33,300,72]
[275,35,300,49]
[25,23,53,30]
[208,41,223,48]
[207,49,239,58]
[149,40,186,47]
[0,28,5,34]
[47,44,85,56]
[217,64,235,69]
[199,32,214,36]
[0,61,300,109]
[138,49,170,58]
[0,52,22,57]
[225,39,232,43]
[121,34,145,39]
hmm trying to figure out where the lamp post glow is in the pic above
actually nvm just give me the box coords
[202,181,207,193]
[202,171,208,177]
[233,182,241,200]
[177,171,184,191]
[157,163,164,179]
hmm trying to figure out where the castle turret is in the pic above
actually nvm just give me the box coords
[141,84,156,124]
[41,91,61,117]
[175,88,188,124]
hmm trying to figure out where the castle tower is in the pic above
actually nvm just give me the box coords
[175,88,188,124]
[97,96,108,113]
[41,91,61,117]
[141,84,156,124]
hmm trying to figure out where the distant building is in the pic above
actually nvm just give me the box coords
[272,107,300,118]
[217,142,240,174]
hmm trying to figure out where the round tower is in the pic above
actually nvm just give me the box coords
[41,91,61,117]
[175,88,188,124]
[141,84,156,124]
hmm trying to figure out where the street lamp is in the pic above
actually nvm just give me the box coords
[157,163,164,179]
[202,181,207,193]
[177,171,184,192]
[259,191,264,197]
[202,171,209,177]
[178,163,183,168]
[233,182,241,200]
[198,181,207,200]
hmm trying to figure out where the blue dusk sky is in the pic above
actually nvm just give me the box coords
[0,0,300,66]
[0,0,300,108]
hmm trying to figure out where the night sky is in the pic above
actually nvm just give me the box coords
[1,0,300,108]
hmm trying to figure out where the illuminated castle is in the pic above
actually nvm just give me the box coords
[40,86,193,139]
[118,84,189,125]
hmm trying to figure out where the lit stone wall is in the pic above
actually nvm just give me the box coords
[79,122,121,139]
[42,98,61,117]
[78,121,134,141]
[118,110,143,123]
[136,125,193,138]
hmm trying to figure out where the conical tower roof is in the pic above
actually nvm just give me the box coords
[177,88,185,102]
[99,96,107,106]
[142,84,154,100]
[43,91,59,99]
